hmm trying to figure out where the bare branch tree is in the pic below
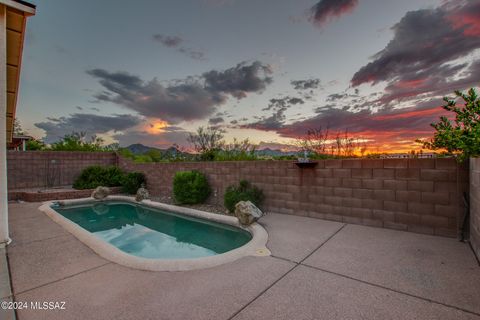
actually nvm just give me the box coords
[188,126,225,160]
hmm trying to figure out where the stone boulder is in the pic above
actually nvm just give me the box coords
[91,186,110,200]
[234,201,264,226]
[135,184,150,202]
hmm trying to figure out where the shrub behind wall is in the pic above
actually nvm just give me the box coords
[122,172,146,195]
[73,166,125,189]
[224,180,264,213]
[173,170,211,204]
[73,165,145,194]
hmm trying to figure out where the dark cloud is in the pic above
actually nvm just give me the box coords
[326,93,348,102]
[203,61,273,99]
[242,96,304,131]
[35,113,142,143]
[243,109,286,131]
[262,96,304,111]
[88,69,225,123]
[291,78,322,90]
[152,34,183,48]
[310,0,359,28]
[314,104,336,113]
[153,34,206,61]
[87,61,273,123]
[76,106,83,110]
[177,47,206,61]
[208,117,225,125]
[351,0,480,106]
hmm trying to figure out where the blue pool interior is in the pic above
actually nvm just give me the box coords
[53,202,252,259]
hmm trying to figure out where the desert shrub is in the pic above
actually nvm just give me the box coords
[173,170,211,204]
[73,166,125,189]
[122,172,146,194]
[224,180,264,213]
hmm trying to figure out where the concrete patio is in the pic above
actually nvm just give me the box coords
[2,201,480,320]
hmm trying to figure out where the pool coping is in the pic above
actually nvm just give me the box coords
[38,196,270,272]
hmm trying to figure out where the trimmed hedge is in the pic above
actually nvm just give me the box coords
[224,180,264,213]
[173,170,211,204]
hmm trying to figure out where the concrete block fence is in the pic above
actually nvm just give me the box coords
[119,157,469,238]
[6,151,471,239]
[470,158,480,259]
[7,151,117,189]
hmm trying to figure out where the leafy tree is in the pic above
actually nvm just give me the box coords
[26,139,45,150]
[49,132,108,151]
[421,88,480,161]
[145,149,163,162]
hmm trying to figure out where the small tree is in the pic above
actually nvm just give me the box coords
[50,132,107,151]
[421,88,480,161]
[188,126,224,161]
[300,127,330,155]
[26,139,45,150]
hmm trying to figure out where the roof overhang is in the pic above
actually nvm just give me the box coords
[1,0,35,143]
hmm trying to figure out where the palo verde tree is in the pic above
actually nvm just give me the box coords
[421,87,480,161]
[187,126,225,161]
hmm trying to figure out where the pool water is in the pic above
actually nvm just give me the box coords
[54,202,252,259]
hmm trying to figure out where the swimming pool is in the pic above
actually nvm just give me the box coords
[40,196,269,271]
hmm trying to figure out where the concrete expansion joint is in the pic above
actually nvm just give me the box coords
[227,223,347,320]
[267,222,480,319]
[9,233,70,247]
[11,262,112,297]
[300,263,480,318]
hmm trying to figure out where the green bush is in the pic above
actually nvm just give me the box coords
[224,180,264,213]
[73,166,125,189]
[173,170,211,204]
[421,87,480,161]
[122,172,146,194]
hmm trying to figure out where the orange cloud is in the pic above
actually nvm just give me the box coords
[146,120,169,134]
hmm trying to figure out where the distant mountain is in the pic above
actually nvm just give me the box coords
[125,144,190,156]
[125,143,298,158]
[125,143,160,155]
[254,148,298,157]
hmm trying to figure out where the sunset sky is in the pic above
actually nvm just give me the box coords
[17,0,480,153]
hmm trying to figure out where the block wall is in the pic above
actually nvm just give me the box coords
[120,157,468,238]
[470,158,480,258]
[7,151,117,189]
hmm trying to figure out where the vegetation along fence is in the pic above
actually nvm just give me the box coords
[6,151,473,240]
